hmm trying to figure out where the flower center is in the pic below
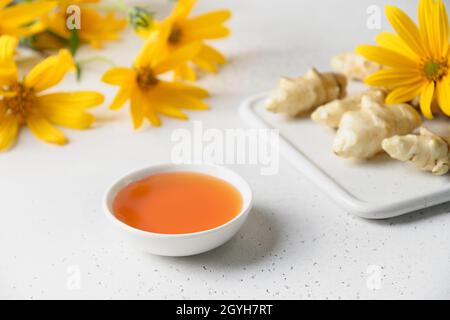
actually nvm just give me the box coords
[168,26,183,45]
[4,84,35,124]
[136,68,159,89]
[423,59,448,81]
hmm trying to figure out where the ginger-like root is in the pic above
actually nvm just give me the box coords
[333,95,422,159]
[331,52,383,81]
[266,68,347,117]
[382,127,450,176]
[311,89,386,129]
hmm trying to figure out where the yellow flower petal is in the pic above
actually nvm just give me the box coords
[436,76,450,116]
[0,1,56,27]
[156,105,188,120]
[34,90,102,129]
[130,89,145,129]
[25,49,74,92]
[26,111,67,145]
[154,90,209,110]
[420,81,435,119]
[419,0,450,57]
[109,86,132,110]
[356,45,417,68]
[197,44,226,65]
[1,20,47,38]
[436,0,449,57]
[145,109,162,127]
[0,88,17,97]
[36,92,104,110]
[158,81,208,98]
[182,26,230,42]
[173,63,197,81]
[102,67,136,85]
[183,10,231,30]
[418,0,435,56]
[0,68,17,86]
[192,55,218,73]
[153,42,202,75]
[0,113,19,151]
[0,69,17,85]
[365,68,422,89]
[385,80,427,105]
[385,5,426,57]
[0,35,17,67]
[171,0,197,20]
[375,32,419,61]
[37,103,95,130]
[0,35,18,84]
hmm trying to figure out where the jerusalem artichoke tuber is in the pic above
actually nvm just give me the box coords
[382,127,450,176]
[311,89,386,129]
[266,68,347,117]
[333,95,422,159]
[331,52,384,81]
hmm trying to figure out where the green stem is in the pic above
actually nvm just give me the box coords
[77,56,116,67]
[74,56,116,81]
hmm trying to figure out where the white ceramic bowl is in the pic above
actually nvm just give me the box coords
[103,164,253,256]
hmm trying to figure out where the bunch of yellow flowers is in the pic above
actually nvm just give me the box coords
[0,0,231,151]
[103,0,231,127]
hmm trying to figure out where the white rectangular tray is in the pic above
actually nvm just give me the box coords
[239,92,450,219]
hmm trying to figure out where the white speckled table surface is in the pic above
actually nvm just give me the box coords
[1,0,449,300]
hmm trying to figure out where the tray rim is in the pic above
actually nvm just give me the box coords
[239,92,450,219]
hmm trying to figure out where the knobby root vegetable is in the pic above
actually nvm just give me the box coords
[331,52,384,81]
[382,127,450,176]
[333,95,422,159]
[266,68,347,117]
[311,89,386,129]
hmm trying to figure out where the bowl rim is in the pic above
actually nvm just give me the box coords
[103,163,253,238]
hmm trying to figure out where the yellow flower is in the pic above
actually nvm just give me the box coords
[357,0,450,119]
[0,36,104,151]
[102,32,209,128]
[42,0,127,49]
[139,0,231,81]
[0,0,57,38]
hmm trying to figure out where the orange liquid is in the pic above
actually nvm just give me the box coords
[113,172,243,234]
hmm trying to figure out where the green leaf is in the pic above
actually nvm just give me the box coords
[75,63,82,82]
[68,29,80,56]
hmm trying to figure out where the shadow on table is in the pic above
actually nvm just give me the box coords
[91,111,123,126]
[158,206,282,268]
[370,201,450,226]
